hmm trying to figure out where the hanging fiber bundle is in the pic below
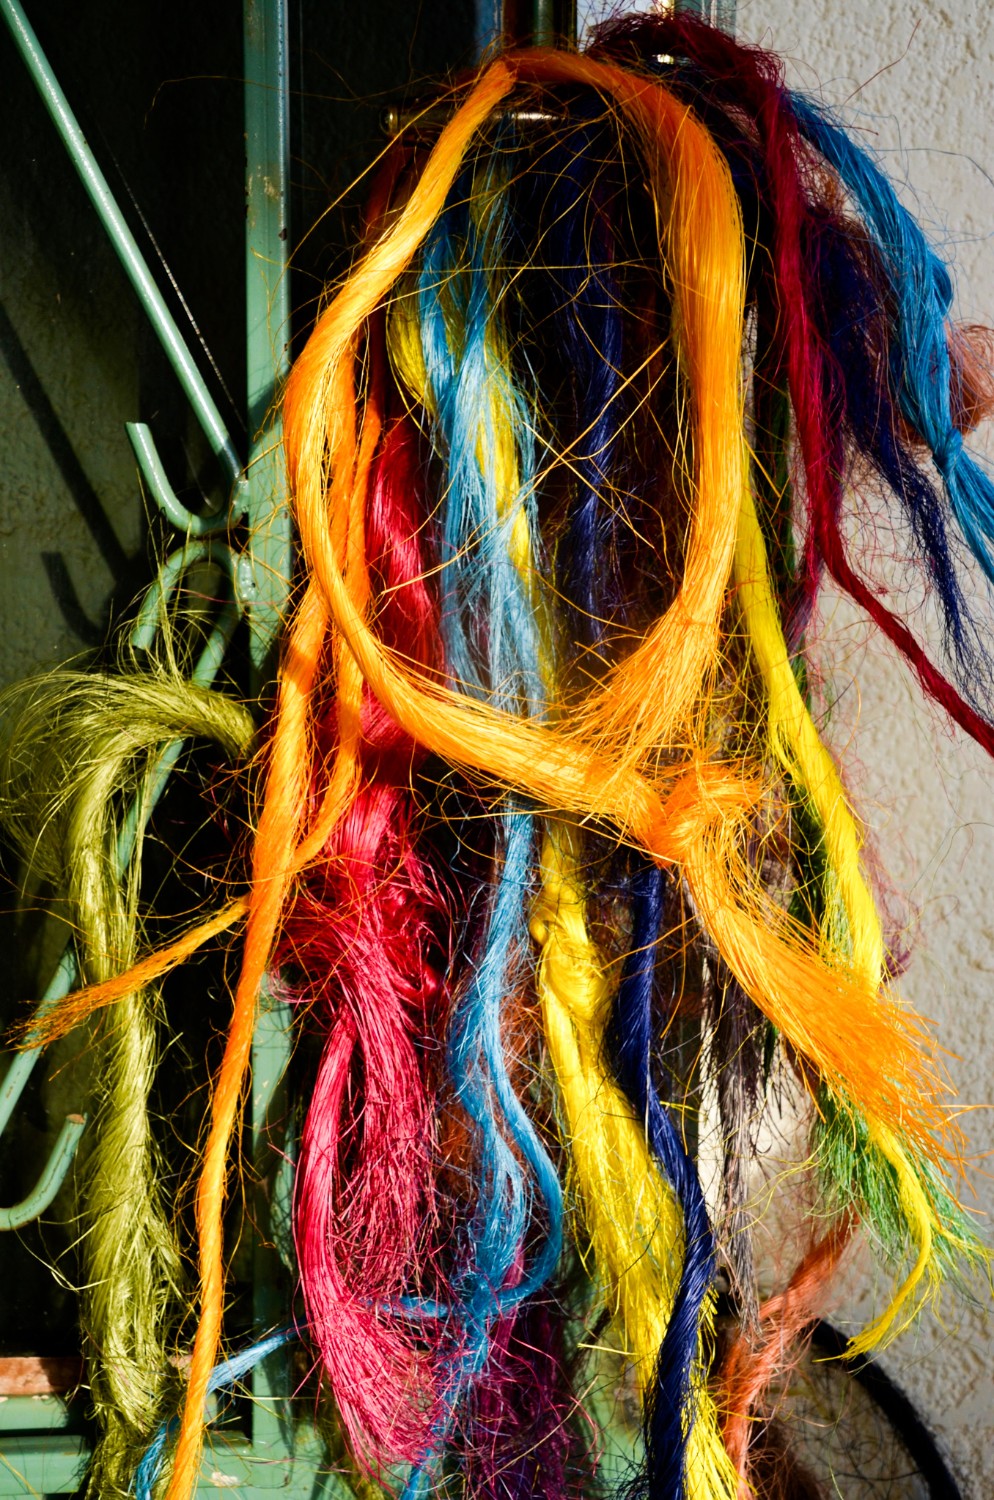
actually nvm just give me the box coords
[6,15,994,1500]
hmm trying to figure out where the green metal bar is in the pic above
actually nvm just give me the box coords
[674,0,736,30]
[1,3,301,1487]
[240,0,306,1482]
[526,0,576,57]
[0,1113,86,1231]
[127,422,232,536]
[532,0,556,47]
[0,949,76,1137]
[243,0,293,679]
[0,0,245,497]
[0,1435,88,1496]
[248,991,298,1473]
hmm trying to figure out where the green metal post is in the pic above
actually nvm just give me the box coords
[242,0,293,682]
[242,0,303,1486]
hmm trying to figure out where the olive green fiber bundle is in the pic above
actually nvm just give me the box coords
[0,666,255,1498]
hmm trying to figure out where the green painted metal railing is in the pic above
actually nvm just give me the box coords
[0,0,301,1490]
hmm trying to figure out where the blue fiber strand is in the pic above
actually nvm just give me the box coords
[419,170,545,716]
[792,91,994,584]
[403,148,562,1496]
[403,810,563,1500]
[451,808,564,1317]
[610,863,715,1500]
[807,208,970,651]
[133,1328,297,1498]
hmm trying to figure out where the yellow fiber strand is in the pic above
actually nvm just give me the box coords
[733,482,884,980]
[851,1121,937,1353]
[733,477,952,1346]
[531,825,738,1500]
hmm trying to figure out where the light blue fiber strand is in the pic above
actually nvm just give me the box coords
[402,146,562,1498]
[133,1327,297,1499]
[418,172,545,717]
[793,90,994,582]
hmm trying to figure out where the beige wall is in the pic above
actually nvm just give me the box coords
[739,4,994,1489]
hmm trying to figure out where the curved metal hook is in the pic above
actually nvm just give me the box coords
[0,1112,87,1231]
[127,421,248,535]
[130,536,243,653]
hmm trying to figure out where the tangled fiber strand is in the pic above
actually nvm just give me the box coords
[733,417,988,1335]
[286,784,449,1467]
[426,811,572,1498]
[747,586,978,1346]
[457,1280,584,1500]
[533,133,730,1480]
[677,42,994,729]
[579,19,988,1339]
[17,33,986,1496]
[532,111,628,655]
[413,151,546,713]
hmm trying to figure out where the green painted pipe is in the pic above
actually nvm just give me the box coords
[0,1113,87,1231]
[242,0,293,677]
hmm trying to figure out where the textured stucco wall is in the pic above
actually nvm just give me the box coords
[734,3,994,1491]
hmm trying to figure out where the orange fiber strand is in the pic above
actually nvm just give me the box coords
[163,577,332,1500]
[720,1216,857,1495]
[16,898,248,1049]
[166,338,381,1495]
[165,360,384,1498]
[512,50,748,766]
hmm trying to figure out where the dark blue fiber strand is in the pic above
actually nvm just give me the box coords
[609,862,717,1500]
[517,113,627,650]
[549,126,625,647]
[805,209,967,640]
